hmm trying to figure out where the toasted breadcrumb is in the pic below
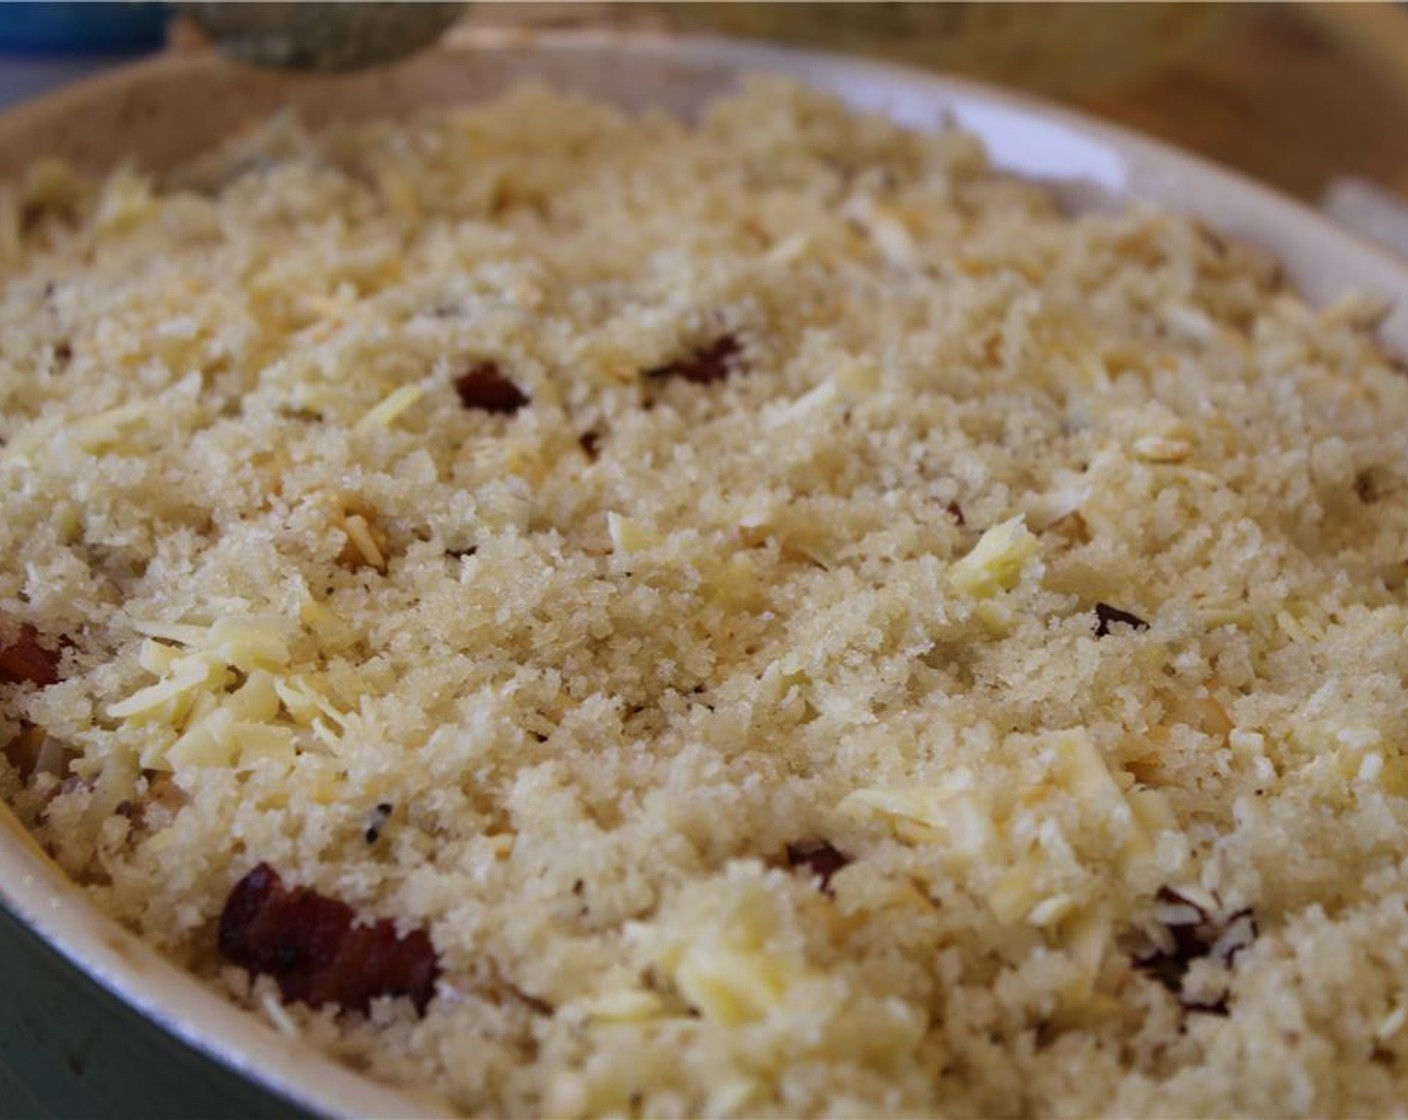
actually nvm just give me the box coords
[4,80,1408,1117]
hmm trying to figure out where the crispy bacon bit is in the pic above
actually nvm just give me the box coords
[1093,602,1150,638]
[646,335,743,386]
[1135,887,1257,1015]
[218,863,438,1015]
[0,624,65,687]
[786,840,852,895]
[453,361,529,415]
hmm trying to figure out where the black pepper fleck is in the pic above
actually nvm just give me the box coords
[364,802,394,844]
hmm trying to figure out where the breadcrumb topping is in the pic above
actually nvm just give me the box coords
[4,80,1408,1117]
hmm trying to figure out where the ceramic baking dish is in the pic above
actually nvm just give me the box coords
[1,28,1405,1119]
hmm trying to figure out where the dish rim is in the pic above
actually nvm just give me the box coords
[2,26,1406,1120]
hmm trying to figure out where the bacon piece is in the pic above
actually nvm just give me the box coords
[785,839,852,895]
[218,863,438,1015]
[1093,602,1150,638]
[0,624,65,687]
[453,361,529,415]
[646,335,743,385]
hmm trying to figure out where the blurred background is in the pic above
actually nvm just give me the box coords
[3,1,1408,208]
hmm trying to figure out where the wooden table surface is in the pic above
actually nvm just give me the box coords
[1069,3,1408,204]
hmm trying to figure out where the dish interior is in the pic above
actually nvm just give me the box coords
[2,30,1408,1115]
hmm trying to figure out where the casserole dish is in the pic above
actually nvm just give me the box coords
[1,28,1406,1118]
